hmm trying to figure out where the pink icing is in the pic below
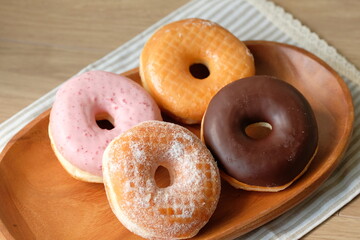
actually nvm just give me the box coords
[49,70,162,176]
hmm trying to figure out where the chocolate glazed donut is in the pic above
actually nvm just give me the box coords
[201,75,318,192]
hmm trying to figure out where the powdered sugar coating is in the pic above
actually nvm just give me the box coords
[49,70,162,178]
[103,121,221,239]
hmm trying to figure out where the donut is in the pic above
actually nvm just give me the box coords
[140,18,255,124]
[49,70,162,183]
[201,75,318,192]
[102,121,221,239]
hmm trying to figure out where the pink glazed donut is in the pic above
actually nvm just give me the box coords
[49,70,162,183]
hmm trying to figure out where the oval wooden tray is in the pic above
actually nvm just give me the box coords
[0,41,354,240]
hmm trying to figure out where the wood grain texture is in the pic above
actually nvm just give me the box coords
[0,0,359,239]
[0,0,189,123]
[268,1,360,238]
[0,42,354,239]
[270,0,360,68]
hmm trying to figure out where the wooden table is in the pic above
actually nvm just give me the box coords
[0,0,359,239]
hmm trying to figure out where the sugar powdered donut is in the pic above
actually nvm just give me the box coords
[201,76,318,192]
[49,70,162,183]
[103,121,221,239]
[140,18,255,124]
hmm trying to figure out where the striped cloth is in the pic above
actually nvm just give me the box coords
[1,0,359,239]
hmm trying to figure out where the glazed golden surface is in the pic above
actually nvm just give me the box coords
[0,1,359,239]
[140,18,254,124]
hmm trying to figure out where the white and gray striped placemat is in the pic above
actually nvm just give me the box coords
[1,0,359,239]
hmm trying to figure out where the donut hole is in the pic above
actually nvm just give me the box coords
[95,112,115,130]
[245,122,272,140]
[154,165,172,188]
[189,63,210,79]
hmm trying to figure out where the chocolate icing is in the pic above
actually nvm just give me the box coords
[203,76,318,187]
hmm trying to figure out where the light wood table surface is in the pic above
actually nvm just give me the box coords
[0,0,359,239]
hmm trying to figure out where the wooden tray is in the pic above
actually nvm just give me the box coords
[0,41,354,240]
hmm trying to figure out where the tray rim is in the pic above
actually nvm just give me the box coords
[0,41,355,240]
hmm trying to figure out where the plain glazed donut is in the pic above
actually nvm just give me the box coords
[49,70,162,183]
[140,18,255,124]
[201,76,318,192]
[103,121,221,239]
